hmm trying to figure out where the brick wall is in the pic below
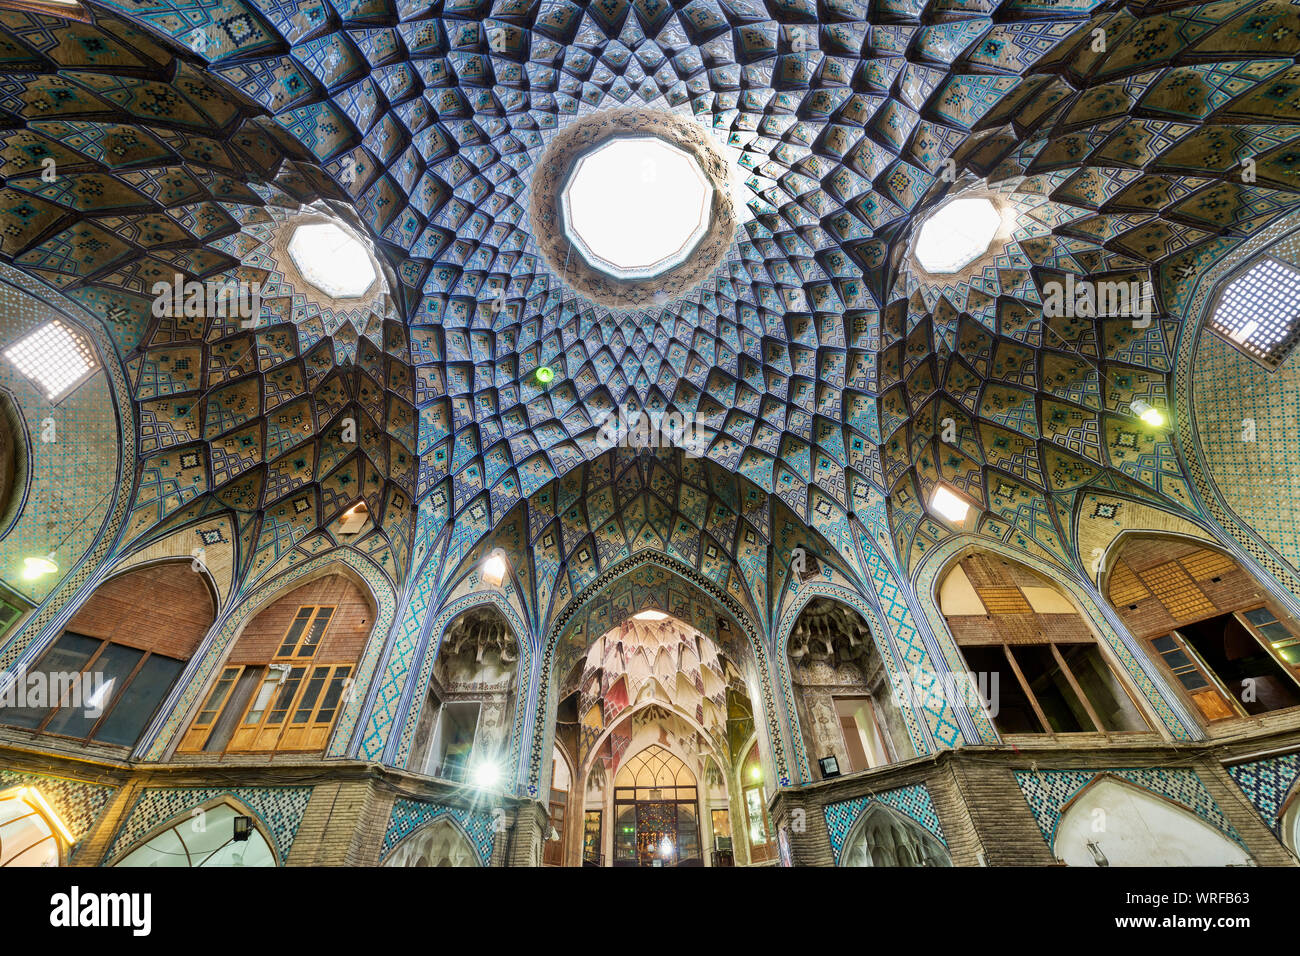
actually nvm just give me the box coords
[1109,538,1285,640]
[228,573,374,665]
[66,561,214,659]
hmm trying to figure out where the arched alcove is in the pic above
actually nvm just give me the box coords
[786,596,914,777]
[1105,535,1300,727]
[383,817,481,868]
[178,570,375,755]
[1054,778,1252,867]
[411,604,520,785]
[939,551,1151,737]
[840,803,952,868]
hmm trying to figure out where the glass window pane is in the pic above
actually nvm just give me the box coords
[0,633,100,728]
[298,608,333,657]
[196,667,239,725]
[267,668,304,723]
[45,643,143,740]
[314,667,351,724]
[1243,608,1278,627]
[276,608,314,657]
[244,673,280,724]
[93,655,184,747]
[292,667,329,724]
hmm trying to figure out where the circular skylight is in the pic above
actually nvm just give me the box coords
[287,222,377,299]
[913,197,1002,274]
[561,136,712,280]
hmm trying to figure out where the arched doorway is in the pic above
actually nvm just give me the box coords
[552,610,756,866]
[613,744,700,866]
[1105,535,1300,726]
[544,744,573,866]
[739,740,777,863]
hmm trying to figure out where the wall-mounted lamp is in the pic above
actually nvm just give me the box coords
[818,755,841,779]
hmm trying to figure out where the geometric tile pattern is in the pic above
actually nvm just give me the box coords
[1,0,1299,792]
[0,768,116,844]
[823,783,945,865]
[1225,752,1300,836]
[104,786,314,865]
[381,798,498,867]
[1013,768,1245,852]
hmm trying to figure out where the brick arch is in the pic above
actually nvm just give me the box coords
[66,559,216,662]
[138,549,395,761]
[914,536,1198,743]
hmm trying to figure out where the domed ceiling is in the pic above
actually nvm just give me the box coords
[0,0,1297,628]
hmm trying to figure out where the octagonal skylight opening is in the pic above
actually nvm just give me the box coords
[561,136,713,280]
[914,197,1002,274]
[287,222,377,299]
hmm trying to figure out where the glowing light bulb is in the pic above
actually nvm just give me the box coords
[472,761,501,788]
[22,553,57,580]
[1130,399,1165,427]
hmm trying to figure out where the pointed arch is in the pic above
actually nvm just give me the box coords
[840,802,952,868]
[914,536,1198,741]
[1054,776,1252,867]
[382,816,483,868]
[109,796,278,868]
[137,548,395,761]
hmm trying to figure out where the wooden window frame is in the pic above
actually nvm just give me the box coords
[8,632,183,747]
[180,604,352,754]
[1144,604,1300,725]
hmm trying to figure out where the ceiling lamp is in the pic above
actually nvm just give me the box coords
[913,197,1002,274]
[534,365,555,385]
[632,610,668,621]
[929,485,971,523]
[1130,399,1165,427]
[482,550,508,588]
[562,136,712,279]
[22,552,58,580]
[287,222,377,299]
